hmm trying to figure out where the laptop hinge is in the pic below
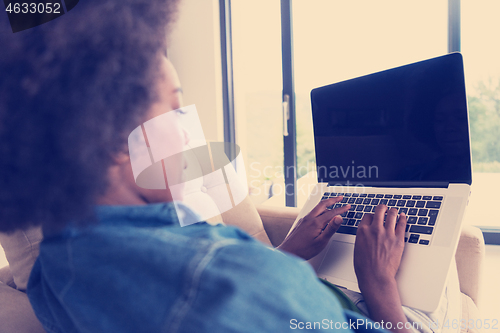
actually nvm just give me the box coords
[325,181,449,188]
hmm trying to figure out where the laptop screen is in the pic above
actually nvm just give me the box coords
[311,53,472,186]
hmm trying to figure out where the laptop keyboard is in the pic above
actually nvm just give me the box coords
[321,192,444,246]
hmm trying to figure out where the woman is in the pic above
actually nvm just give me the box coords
[0,0,415,332]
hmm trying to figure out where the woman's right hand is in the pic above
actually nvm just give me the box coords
[354,205,407,289]
[353,205,411,333]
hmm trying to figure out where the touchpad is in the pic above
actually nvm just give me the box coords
[318,241,357,284]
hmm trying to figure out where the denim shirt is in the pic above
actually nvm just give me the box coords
[27,203,384,333]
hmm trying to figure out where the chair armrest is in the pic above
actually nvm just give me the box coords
[256,205,300,247]
[455,225,485,308]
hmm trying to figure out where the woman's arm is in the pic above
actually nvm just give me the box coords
[354,205,411,333]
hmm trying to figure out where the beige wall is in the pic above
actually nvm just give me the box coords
[168,0,224,142]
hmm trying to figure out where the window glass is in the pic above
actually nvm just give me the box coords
[292,0,447,206]
[461,0,500,227]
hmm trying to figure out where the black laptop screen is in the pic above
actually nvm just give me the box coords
[311,53,472,186]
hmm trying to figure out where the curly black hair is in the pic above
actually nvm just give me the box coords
[0,0,180,232]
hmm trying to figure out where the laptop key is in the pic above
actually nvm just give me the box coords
[344,193,352,197]
[347,219,356,226]
[367,194,375,198]
[405,200,416,207]
[428,210,439,217]
[399,207,408,214]
[348,198,356,204]
[354,212,363,219]
[408,208,418,215]
[364,206,372,212]
[371,199,380,205]
[349,205,356,211]
[415,201,426,208]
[418,209,428,216]
[419,239,430,245]
[355,198,363,204]
[371,206,377,212]
[417,217,428,225]
[408,234,420,243]
[428,216,438,226]
[376,194,384,198]
[433,196,443,200]
[409,225,434,235]
[388,199,397,206]
[356,205,365,211]
[393,195,402,199]
[359,193,367,197]
[336,226,357,235]
[347,212,355,218]
[384,194,393,198]
[426,201,442,209]
[412,195,422,200]
[352,193,359,197]
[397,200,406,207]
[407,216,418,224]
[423,196,432,200]
[363,198,372,204]
[403,195,412,199]
[380,199,388,205]
[341,197,349,203]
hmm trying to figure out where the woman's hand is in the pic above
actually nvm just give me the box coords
[354,205,407,288]
[277,197,350,260]
[354,205,411,333]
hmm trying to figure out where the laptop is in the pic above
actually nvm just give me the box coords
[289,53,472,312]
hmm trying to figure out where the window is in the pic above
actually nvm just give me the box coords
[461,0,500,229]
[231,0,284,204]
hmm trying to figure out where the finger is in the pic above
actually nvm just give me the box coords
[320,215,343,239]
[358,212,373,227]
[316,202,350,225]
[395,212,407,239]
[308,196,343,217]
[385,207,399,232]
[372,204,388,227]
[329,203,351,217]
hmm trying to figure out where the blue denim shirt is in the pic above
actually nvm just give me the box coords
[27,203,384,333]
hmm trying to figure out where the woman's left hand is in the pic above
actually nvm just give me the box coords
[277,197,350,260]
